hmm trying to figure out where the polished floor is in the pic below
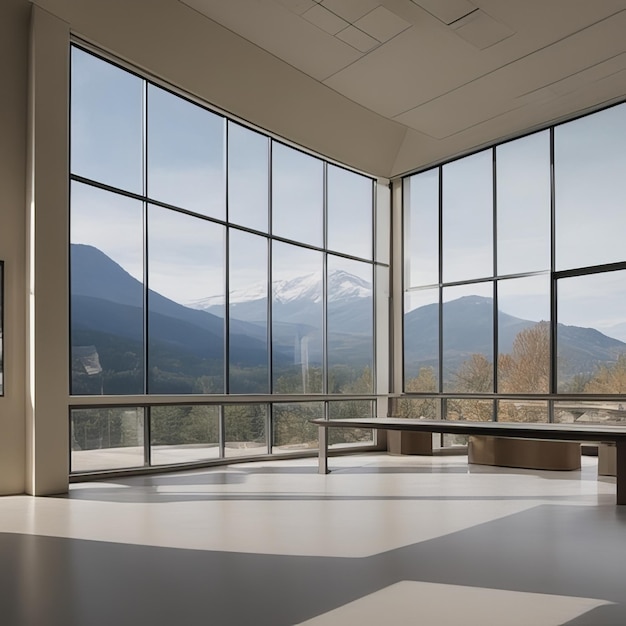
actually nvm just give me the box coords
[1,453,625,625]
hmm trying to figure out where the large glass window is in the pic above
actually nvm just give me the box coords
[403,102,626,427]
[69,45,379,472]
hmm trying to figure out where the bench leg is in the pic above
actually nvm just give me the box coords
[318,426,329,474]
[617,440,626,505]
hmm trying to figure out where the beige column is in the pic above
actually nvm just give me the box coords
[0,0,30,495]
[26,5,70,495]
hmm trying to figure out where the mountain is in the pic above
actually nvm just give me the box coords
[404,295,626,380]
[192,269,372,335]
[70,245,289,394]
[71,246,626,394]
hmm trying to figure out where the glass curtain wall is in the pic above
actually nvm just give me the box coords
[403,102,626,427]
[69,45,378,472]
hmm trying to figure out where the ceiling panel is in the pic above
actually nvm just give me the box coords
[353,6,411,43]
[451,9,514,50]
[336,25,379,52]
[180,0,362,80]
[321,0,380,22]
[409,0,476,25]
[302,3,349,34]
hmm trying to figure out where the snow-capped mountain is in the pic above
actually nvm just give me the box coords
[187,269,371,310]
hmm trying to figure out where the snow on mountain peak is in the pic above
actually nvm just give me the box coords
[187,269,371,310]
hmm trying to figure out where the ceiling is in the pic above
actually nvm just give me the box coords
[179,0,626,176]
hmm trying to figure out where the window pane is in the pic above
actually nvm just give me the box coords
[394,397,439,419]
[148,85,225,218]
[442,150,493,282]
[498,400,548,423]
[328,400,374,447]
[404,288,439,391]
[557,271,626,393]
[71,47,143,194]
[443,283,493,392]
[497,131,550,275]
[272,242,323,393]
[71,408,144,472]
[555,401,626,426]
[272,402,322,453]
[228,123,268,231]
[327,256,373,394]
[327,165,372,259]
[555,104,626,270]
[229,230,269,393]
[446,399,493,422]
[150,405,219,465]
[497,276,550,393]
[223,404,268,458]
[147,206,225,393]
[271,143,323,246]
[70,182,144,395]
[404,169,439,287]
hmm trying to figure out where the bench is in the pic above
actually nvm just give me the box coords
[310,418,626,505]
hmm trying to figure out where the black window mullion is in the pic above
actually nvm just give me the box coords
[549,126,557,416]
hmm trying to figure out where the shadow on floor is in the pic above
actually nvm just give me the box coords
[3,504,626,625]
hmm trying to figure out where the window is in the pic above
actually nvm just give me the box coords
[403,102,626,426]
[69,45,381,472]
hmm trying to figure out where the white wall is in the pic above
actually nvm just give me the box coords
[0,0,30,495]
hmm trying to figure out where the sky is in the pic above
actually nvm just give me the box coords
[70,47,375,307]
[71,46,626,336]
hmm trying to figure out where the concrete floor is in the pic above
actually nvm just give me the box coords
[1,454,625,625]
